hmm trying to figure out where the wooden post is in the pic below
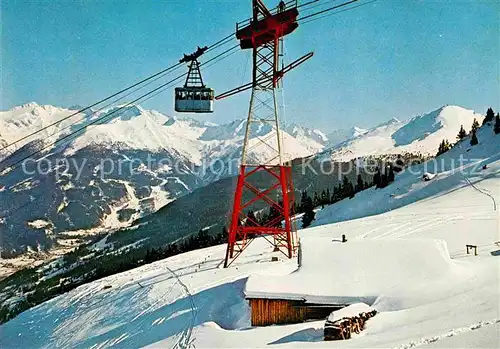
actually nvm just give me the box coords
[466,244,478,256]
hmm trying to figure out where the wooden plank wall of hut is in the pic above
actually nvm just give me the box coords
[304,304,345,320]
[250,299,306,326]
[249,299,346,326]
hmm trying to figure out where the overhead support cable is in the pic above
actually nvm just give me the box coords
[297,0,359,22]
[0,44,240,175]
[296,0,321,9]
[1,34,235,152]
[299,0,379,24]
[2,0,379,173]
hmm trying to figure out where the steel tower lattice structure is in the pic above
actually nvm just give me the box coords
[216,0,312,268]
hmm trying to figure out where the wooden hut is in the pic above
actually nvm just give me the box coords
[247,296,345,326]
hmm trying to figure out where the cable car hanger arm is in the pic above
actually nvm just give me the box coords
[179,46,209,64]
[274,51,313,84]
[215,51,313,100]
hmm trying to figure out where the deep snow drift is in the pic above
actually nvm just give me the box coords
[245,238,466,305]
[1,125,498,348]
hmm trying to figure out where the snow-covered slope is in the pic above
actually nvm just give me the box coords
[318,105,484,162]
[1,123,498,348]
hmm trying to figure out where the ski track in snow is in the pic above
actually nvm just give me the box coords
[461,174,497,211]
[393,319,500,349]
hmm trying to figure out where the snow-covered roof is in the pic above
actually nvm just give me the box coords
[245,236,459,304]
[327,302,373,322]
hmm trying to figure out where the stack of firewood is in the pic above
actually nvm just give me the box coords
[324,309,377,341]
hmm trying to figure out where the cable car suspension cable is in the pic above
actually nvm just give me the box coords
[11,35,234,153]
[296,0,321,9]
[0,34,235,153]
[297,0,378,24]
[298,0,343,13]
[297,0,359,22]
[3,0,375,158]
[1,44,240,175]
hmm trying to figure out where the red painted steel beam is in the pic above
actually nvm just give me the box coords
[216,52,313,100]
[236,7,299,49]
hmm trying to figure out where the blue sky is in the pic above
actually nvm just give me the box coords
[2,0,499,131]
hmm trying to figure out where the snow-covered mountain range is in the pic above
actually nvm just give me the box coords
[0,103,483,259]
[317,105,483,162]
[0,103,325,167]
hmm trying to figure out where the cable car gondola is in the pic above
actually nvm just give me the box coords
[174,46,214,113]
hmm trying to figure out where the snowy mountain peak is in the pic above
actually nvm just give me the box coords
[325,126,368,148]
[392,105,480,147]
[376,116,401,128]
[12,102,40,111]
[349,126,368,138]
[284,123,329,145]
[434,105,478,126]
[319,105,484,162]
[101,105,145,121]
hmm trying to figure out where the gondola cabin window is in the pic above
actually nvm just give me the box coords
[175,87,214,113]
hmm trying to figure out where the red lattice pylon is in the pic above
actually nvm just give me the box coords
[217,0,312,268]
[224,164,297,267]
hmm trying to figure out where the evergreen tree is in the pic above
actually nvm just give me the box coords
[299,190,308,213]
[246,210,258,227]
[470,129,478,146]
[356,174,364,192]
[471,118,480,133]
[437,140,444,155]
[335,183,342,200]
[388,164,395,183]
[320,189,328,206]
[495,113,500,135]
[348,181,355,199]
[301,195,315,228]
[483,107,495,125]
[313,192,320,207]
[292,201,300,215]
[457,125,467,140]
[196,229,212,248]
[341,176,350,198]
[339,176,355,198]
[394,155,405,173]
[258,211,269,226]
[373,168,381,188]
[379,170,388,188]
[268,203,282,227]
[437,139,451,156]
[331,185,339,203]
